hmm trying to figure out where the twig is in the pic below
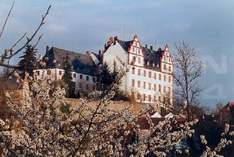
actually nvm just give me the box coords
[10,33,27,50]
[33,34,43,49]
[0,1,15,40]
[0,62,19,69]
[6,5,51,59]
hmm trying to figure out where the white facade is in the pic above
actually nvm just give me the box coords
[34,68,97,94]
[103,35,173,107]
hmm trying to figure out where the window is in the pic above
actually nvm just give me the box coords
[79,83,82,89]
[138,69,141,75]
[144,70,146,77]
[159,96,161,102]
[138,57,141,64]
[59,70,62,75]
[86,76,89,81]
[47,70,51,75]
[159,85,161,92]
[132,67,135,74]
[143,82,146,89]
[80,75,83,79]
[137,81,141,88]
[164,75,166,81]
[73,73,76,78]
[137,93,141,99]
[169,66,171,71]
[148,83,151,90]
[154,73,157,79]
[159,74,161,80]
[143,94,146,101]
[163,86,166,93]
[36,71,40,75]
[164,64,166,70]
[149,71,152,78]
[168,87,171,95]
[169,76,171,83]
[154,84,156,91]
[132,56,136,63]
[154,96,156,101]
[132,79,135,87]
[148,95,151,102]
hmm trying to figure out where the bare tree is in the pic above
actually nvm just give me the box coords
[173,42,202,121]
[0,2,51,70]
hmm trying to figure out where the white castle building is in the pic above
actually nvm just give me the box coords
[102,35,173,107]
[34,35,173,109]
[34,47,100,95]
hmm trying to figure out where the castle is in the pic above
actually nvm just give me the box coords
[34,35,173,109]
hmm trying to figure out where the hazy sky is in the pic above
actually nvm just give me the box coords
[1,0,234,107]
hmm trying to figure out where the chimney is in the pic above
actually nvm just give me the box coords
[150,45,153,51]
[145,44,148,48]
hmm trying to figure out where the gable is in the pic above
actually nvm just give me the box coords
[103,42,128,71]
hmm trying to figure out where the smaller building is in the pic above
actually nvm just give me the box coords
[34,47,99,95]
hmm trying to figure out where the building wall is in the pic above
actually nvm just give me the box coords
[126,65,173,105]
[103,42,129,92]
[34,68,96,94]
[103,36,173,108]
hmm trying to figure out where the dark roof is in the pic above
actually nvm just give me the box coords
[115,39,164,71]
[117,39,132,52]
[43,47,98,75]
[142,47,164,70]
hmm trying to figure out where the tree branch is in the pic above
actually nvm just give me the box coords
[0,1,15,40]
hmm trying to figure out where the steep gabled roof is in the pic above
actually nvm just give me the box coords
[43,47,98,75]
[114,39,164,70]
[142,47,164,70]
[117,39,133,52]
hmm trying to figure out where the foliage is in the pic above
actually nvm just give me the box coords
[0,3,50,70]
[98,63,119,91]
[0,75,233,156]
[62,55,75,97]
[18,45,37,78]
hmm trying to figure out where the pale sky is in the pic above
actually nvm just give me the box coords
[1,0,234,107]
